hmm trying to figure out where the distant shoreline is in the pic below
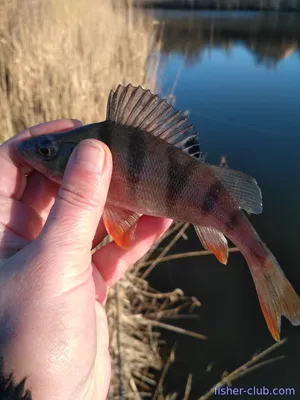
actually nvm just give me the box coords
[138,0,300,11]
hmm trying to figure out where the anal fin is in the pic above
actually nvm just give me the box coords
[194,225,228,265]
[103,205,140,249]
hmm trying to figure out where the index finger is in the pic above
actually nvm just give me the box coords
[92,216,173,287]
[0,119,81,200]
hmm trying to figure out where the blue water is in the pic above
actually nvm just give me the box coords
[148,10,300,399]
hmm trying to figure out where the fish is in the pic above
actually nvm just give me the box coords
[18,84,300,341]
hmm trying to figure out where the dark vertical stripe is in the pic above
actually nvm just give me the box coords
[98,120,113,150]
[225,210,240,231]
[201,182,222,214]
[166,147,195,210]
[127,130,146,195]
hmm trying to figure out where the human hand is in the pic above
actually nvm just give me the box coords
[0,120,172,399]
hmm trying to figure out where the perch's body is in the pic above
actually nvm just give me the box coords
[18,84,300,342]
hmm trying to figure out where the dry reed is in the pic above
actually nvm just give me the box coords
[99,224,205,398]
[0,0,160,139]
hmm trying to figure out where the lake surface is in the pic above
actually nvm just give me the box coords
[146,10,300,399]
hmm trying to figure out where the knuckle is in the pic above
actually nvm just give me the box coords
[58,182,102,209]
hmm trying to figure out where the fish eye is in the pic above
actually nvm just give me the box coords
[38,146,51,156]
[36,141,57,160]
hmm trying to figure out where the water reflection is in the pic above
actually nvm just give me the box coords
[151,10,300,68]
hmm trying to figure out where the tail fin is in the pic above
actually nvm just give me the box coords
[250,254,300,341]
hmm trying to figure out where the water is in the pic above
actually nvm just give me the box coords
[147,10,300,398]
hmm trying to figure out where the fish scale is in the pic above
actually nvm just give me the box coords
[18,83,300,342]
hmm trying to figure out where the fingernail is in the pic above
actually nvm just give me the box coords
[71,119,82,128]
[74,140,105,173]
[92,267,108,305]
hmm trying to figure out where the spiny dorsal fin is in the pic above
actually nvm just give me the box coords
[210,165,263,214]
[106,84,201,159]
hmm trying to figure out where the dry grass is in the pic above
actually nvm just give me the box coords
[104,223,205,398]
[0,0,160,140]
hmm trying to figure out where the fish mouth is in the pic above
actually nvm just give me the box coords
[18,138,34,159]
[17,139,41,170]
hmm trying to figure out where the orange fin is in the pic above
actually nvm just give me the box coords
[194,225,228,265]
[103,206,140,249]
[250,255,300,341]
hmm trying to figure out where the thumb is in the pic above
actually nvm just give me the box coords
[39,139,112,262]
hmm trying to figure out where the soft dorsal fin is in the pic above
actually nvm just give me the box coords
[106,84,201,159]
[210,165,263,214]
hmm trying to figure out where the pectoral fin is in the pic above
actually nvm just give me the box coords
[103,206,140,249]
[194,225,228,265]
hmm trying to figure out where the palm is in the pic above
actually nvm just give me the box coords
[0,120,110,397]
[0,120,172,398]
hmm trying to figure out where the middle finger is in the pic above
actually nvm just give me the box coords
[20,171,59,220]
[0,195,44,240]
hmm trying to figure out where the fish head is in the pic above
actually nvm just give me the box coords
[18,133,77,183]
